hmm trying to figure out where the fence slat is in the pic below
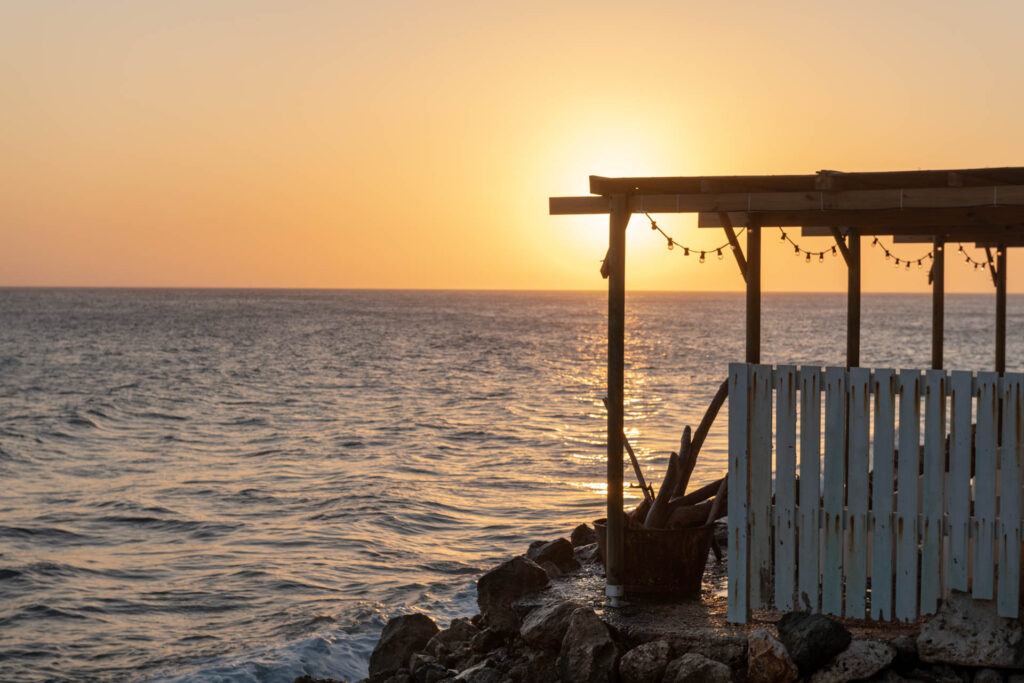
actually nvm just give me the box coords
[997,374,1023,617]
[750,365,774,609]
[920,370,947,615]
[774,365,798,611]
[871,369,896,619]
[948,371,973,592]
[974,372,999,600]
[822,367,847,616]
[846,367,870,618]
[798,366,822,612]
[895,370,921,621]
[728,362,751,623]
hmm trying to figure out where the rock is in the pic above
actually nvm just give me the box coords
[541,561,562,579]
[520,600,582,651]
[506,650,558,682]
[889,634,920,673]
[412,661,451,683]
[469,627,505,654]
[618,639,671,683]
[574,543,601,565]
[776,611,852,675]
[974,669,1005,683]
[527,538,580,573]
[408,653,436,674]
[556,607,622,683]
[747,628,798,683]
[452,659,502,683]
[571,523,597,547]
[917,591,1024,668]
[476,556,549,633]
[662,653,732,683]
[424,618,478,659]
[809,639,896,683]
[370,613,440,677]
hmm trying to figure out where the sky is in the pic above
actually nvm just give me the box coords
[3,0,1024,292]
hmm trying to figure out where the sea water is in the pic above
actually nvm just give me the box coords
[1,289,1021,682]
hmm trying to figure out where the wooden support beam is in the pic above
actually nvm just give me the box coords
[997,245,1007,375]
[848,228,861,368]
[986,247,999,288]
[831,227,852,267]
[932,239,945,370]
[695,207,1024,231]
[719,212,748,282]
[605,193,629,605]
[746,219,761,364]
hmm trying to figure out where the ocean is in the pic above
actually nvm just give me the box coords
[1,289,1021,682]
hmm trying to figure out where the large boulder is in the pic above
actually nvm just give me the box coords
[556,607,622,683]
[520,600,582,650]
[476,556,549,633]
[747,629,798,683]
[776,611,851,675]
[917,591,1024,668]
[369,613,440,677]
[662,653,732,683]
[618,639,671,683]
[808,639,896,683]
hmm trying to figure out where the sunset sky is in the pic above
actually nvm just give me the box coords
[3,1,1024,292]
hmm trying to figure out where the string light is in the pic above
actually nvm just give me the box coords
[645,213,737,264]
[958,243,994,270]
[779,228,837,264]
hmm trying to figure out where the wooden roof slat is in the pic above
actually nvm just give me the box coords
[588,166,1024,195]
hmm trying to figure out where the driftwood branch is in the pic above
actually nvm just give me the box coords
[672,379,729,498]
[644,452,680,529]
[602,396,654,503]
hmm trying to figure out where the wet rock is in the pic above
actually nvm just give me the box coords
[527,538,580,573]
[571,523,597,547]
[476,556,549,633]
[809,639,896,683]
[370,613,440,677]
[556,607,622,683]
[520,600,582,650]
[452,659,502,683]
[618,639,671,683]
[747,628,798,683]
[974,669,1005,683]
[917,591,1024,668]
[776,611,852,675]
[574,543,601,565]
[662,653,732,683]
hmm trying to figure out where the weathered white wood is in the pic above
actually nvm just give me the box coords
[997,374,1023,617]
[822,367,847,616]
[750,365,774,609]
[948,371,973,592]
[871,369,897,620]
[895,370,921,621]
[728,363,751,623]
[920,370,947,615]
[973,372,999,600]
[798,366,823,612]
[846,367,870,618]
[774,365,798,611]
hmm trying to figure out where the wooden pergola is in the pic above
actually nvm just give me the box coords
[549,166,1023,605]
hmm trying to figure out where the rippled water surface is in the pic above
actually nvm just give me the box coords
[1,289,1021,681]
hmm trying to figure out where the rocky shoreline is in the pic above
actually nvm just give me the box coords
[298,522,1024,683]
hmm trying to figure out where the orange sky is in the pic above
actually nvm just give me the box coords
[3,1,1024,292]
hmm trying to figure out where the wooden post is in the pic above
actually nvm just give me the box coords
[932,238,945,370]
[606,193,629,606]
[996,245,1007,375]
[746,219,761,364]
[847,227,861,368]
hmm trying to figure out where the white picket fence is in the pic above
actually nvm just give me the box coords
[727,363,1024,623]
